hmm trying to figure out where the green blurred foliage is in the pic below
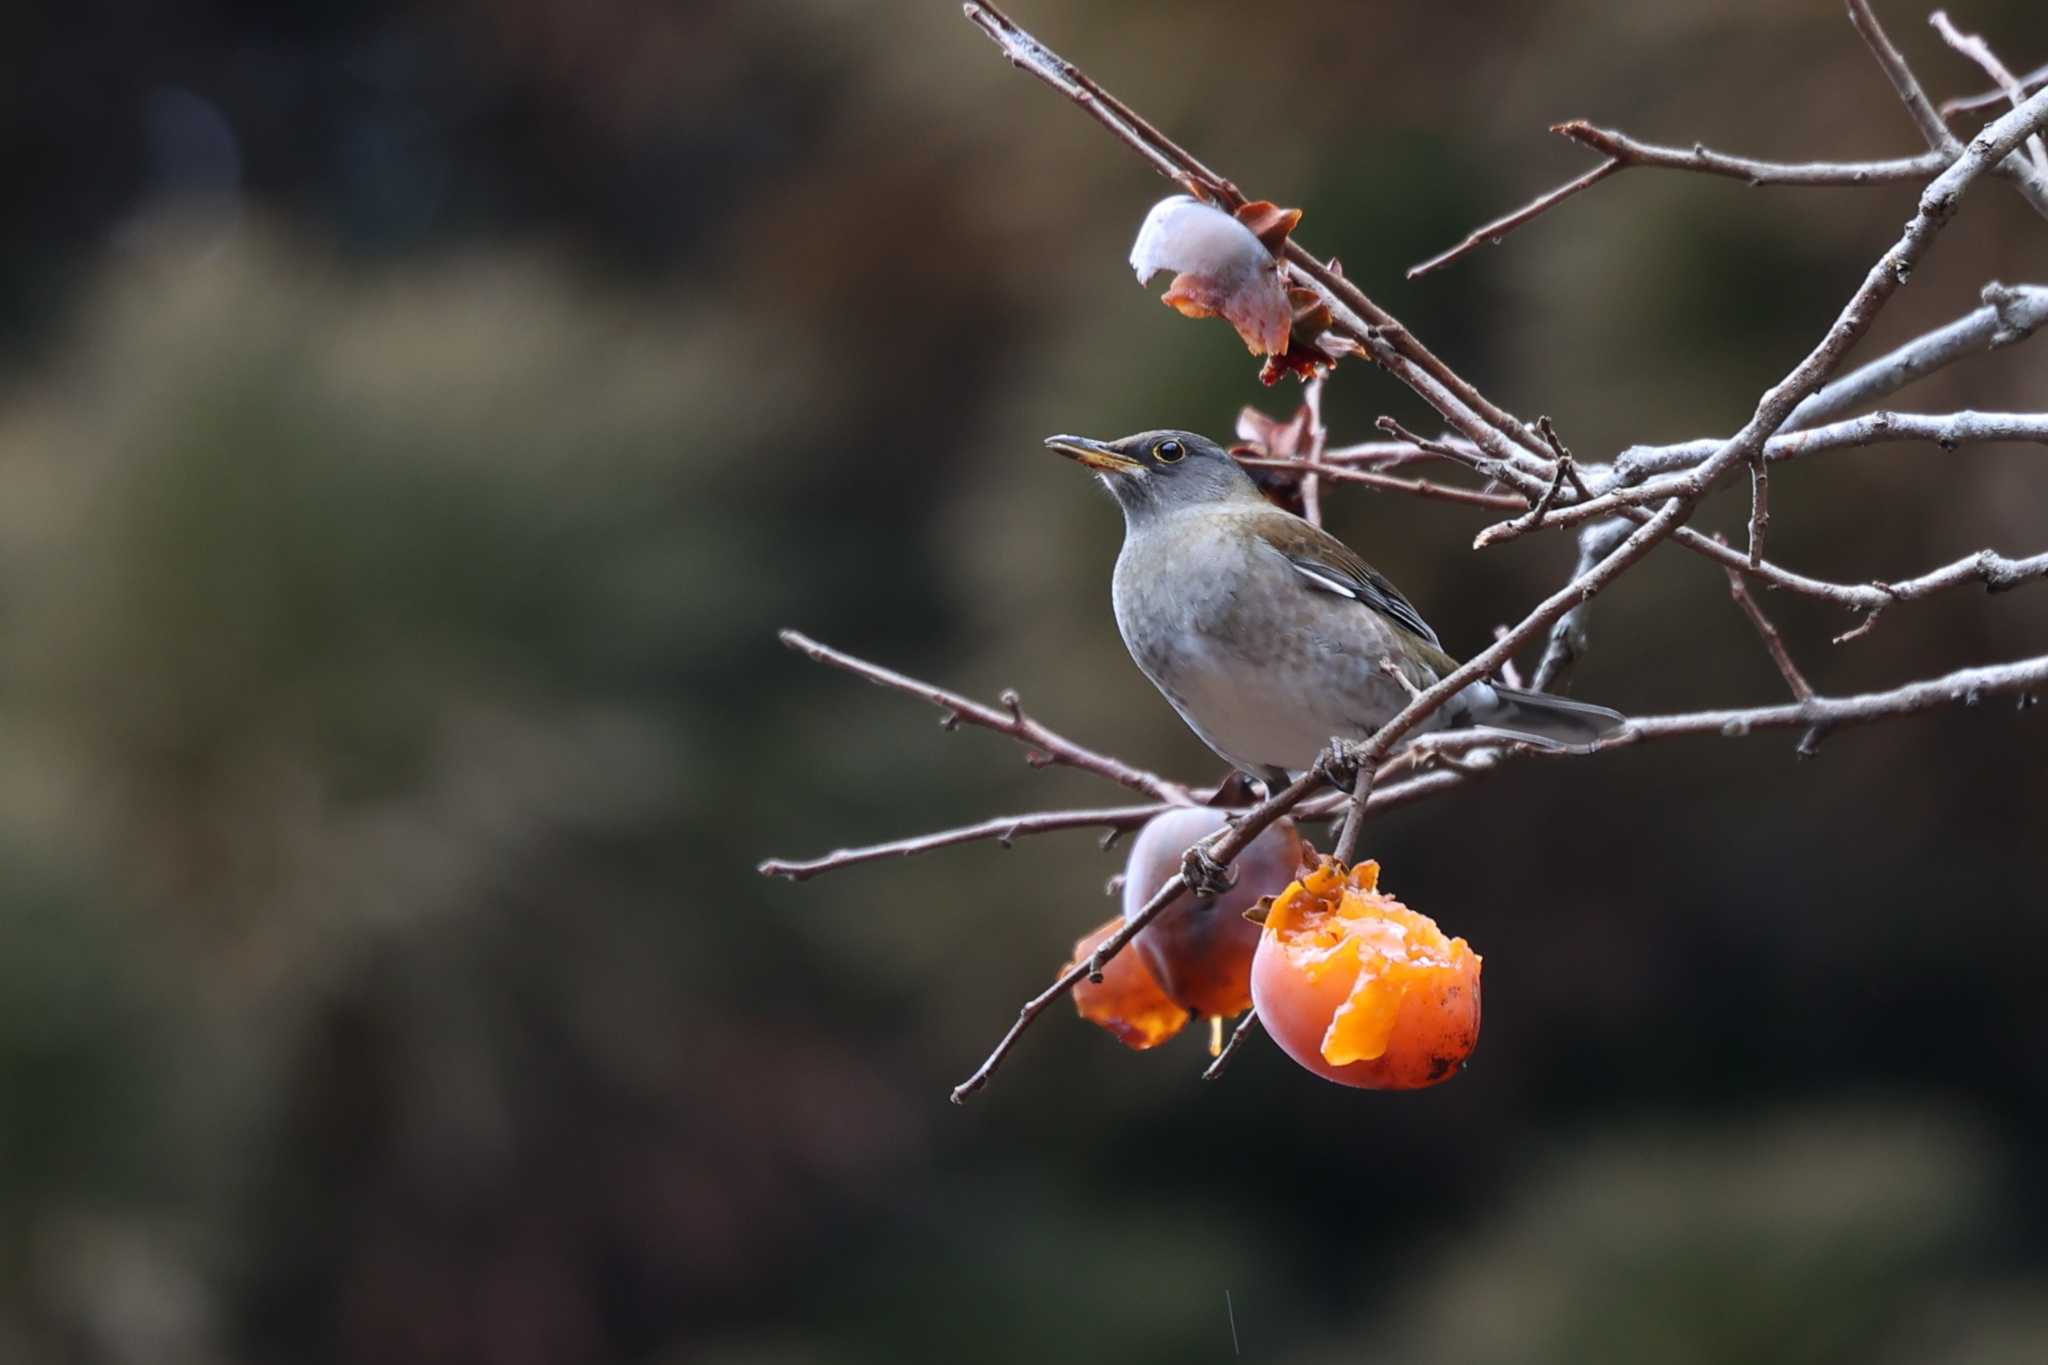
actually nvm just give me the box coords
[1,1,2046,1362]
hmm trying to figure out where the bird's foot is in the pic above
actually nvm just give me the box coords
[1315,738,1371,793]
[1180,839,1237,899]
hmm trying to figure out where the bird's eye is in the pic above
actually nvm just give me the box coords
[1156,439,1186,463]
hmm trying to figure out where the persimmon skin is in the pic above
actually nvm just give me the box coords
[1121,808,1304,1018]
[1250,859,1481,1090]
[1067,916,1189,1050]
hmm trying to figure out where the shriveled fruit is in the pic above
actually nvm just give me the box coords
[1067,916,1188,1050]
[1250,858,1481,1090]
[1122,807,1304,1019]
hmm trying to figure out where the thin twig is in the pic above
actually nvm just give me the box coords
[1202,1011,1263,1081]
[1942,61,2048,117]
[1233,456,1524,509]
[1408,159,1624,278]
[1355,85,2048,773]
[1722,562,1816,700]
[758,803,1173,881]
[779,630,1192,803]
[1408,121,1947,277]
[1847,0,2048,219]
[1930,10,2048,178]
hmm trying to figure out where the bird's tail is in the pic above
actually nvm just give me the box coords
[1463,684,1626,752]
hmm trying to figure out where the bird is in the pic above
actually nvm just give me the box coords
[1044,428,1625,792]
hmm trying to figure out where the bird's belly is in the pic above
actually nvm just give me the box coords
[1124,619,1424,774]
[1112,517,1431,774]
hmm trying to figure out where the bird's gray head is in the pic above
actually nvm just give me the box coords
[1042,429,1261,524]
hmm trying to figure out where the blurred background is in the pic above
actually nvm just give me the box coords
[2,1,2046,1361]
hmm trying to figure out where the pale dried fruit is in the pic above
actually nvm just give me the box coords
[1129,195,1293,355]
[1121,807,1303,1019]
[1250,858,1481,1089]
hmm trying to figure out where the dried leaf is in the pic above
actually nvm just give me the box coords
[1233,200,1302,254]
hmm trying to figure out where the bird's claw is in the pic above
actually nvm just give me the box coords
[1180,841,1236,899]
[1316,739,1369,791]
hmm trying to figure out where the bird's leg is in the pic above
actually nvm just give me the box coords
[1314,737,1370,796]
[1180,834,1237,899]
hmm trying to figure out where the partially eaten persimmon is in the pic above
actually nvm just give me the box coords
[1250,858,1481,1089]
[1067,916,1188,1050]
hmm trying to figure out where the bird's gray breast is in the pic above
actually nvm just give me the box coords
[1109,509,1423,772]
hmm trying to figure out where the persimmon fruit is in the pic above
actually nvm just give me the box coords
[1121,807,1304,1019]
[1066,916,1188,1050]
[1250,858,1481,1089]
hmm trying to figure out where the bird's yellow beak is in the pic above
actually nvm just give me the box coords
[1044,434,1142,474]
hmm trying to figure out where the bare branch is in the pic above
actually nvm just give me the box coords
[1942,61,2048,117]
[1233,455,1524,509]
[1408,158,1624,278]
[1356,84,2048,772]
[1782,281,2048,430]
[779,630,1192,804]
[1409,120,1947,278]
[758,803,1172,882]
[964,3,1554,468]
[1494,411,2048,540]
[1722,563,1816,700]
[1930,10,2048,178]
[1846,0,2048,218]
[1202,1010,1262,1081]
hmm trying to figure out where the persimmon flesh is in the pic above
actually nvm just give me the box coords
[1250,859,1480,1089]
[1067,916,1188,1050]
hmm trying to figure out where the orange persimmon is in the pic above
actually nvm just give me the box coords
[1067,916,1188,1050]
[1250,858,1481,1090]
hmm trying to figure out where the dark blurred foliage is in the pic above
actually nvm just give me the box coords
[2,1,2047,1362]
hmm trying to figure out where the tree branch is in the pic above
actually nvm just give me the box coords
[1929,9,2048,179]
[757,803,1174,882]
[1846,0,2048,219]
[778,630,1192,804]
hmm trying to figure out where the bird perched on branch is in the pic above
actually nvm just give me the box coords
[1045,428,1625,790]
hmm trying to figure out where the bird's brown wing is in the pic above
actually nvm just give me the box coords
[1243,509,1459,674]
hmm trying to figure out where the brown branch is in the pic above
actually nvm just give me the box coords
[779,630,1192,804]
[757,803,1172,882]
[1408,158,1623,279]
[1202,1010,1262,1081]
[1408,121,1947,278]
[964,3,1558,471]
[1232,455,1524,509]
[1722,562,1816,700]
